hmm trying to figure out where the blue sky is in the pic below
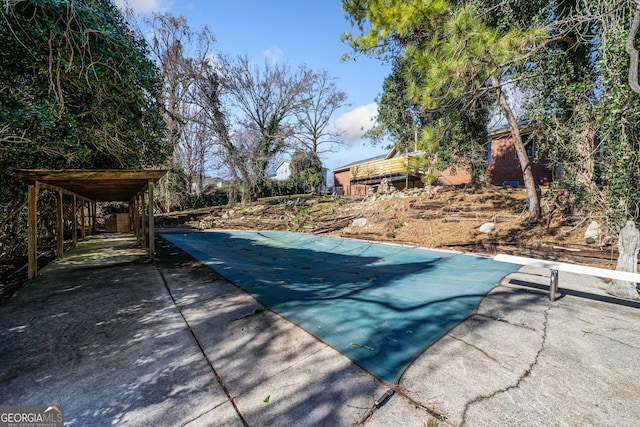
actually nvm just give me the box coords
[116,0,391,170]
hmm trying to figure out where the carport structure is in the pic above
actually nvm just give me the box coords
[14,169,166,279]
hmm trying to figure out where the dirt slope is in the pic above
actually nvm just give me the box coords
[159,186,617,268]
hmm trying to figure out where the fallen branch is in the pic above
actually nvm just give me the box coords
[442,241,482,247]
[312,215,357,234]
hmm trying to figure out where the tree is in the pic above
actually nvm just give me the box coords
[519,1,600,216]
[588,0,640,229]
[143,13,216,211]
[200,55,312,201]
[520,0,640,230]
[627,3,640,95]
[342,0,548,222]
[366,59,421,153]
[0,0,168,260]
[294,70,348,155]
[290,151,323,191]
[173,107,215,194]
[344,0,640,228]
[0,0,168,172]
[367,57,491,183]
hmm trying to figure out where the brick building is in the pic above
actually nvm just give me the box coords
[333,127,552,196]
[486,127,552,186]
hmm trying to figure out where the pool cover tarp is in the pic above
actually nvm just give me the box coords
[162,230,517,383]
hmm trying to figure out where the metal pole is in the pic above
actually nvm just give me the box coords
[549,269,559,302]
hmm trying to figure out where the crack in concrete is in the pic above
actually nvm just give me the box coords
[358,383,454,427]
[459,306,551,427]
[580,330,640,349]
[450,335,501,365]
[475,312,537,332]
[378,387,455,427]
[576,316,596,326]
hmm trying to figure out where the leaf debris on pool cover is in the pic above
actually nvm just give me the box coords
[161,230,517,383]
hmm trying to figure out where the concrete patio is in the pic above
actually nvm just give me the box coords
[1,232,638,426]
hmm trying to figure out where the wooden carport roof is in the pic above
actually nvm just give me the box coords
[14,169,167,279]
[14,169,167,202]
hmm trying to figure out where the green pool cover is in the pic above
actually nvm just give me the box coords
[162,230,517,383]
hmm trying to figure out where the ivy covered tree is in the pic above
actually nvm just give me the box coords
[592,1,640,230]
[517,0,640,231]
[200,55,313,202]
[342,0,549,222]
[0,0,169,258]
[290,151,323,191]
[521,2,600,217]
[0,0,168,172]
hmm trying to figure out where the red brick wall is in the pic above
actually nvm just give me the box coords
[487,135,551,186]
[333,169,350,190]
[334,169,371,196]
[435,166,471,185]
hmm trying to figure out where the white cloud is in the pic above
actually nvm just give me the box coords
[114,0,172,14]
[334,103,378,145]
[263,46,284,64]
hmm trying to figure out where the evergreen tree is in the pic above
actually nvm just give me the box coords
[342,0,548,221]
[0,0,169,259]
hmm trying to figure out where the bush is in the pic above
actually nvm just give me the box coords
[191,187,228,208]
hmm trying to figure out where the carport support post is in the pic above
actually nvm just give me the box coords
[137,194,142,239]
[87,200,92,235]
[27,183,39,279]
[80,199,86,240]
[549,269,559,302]
[138,194,142,240]
[85,201,90,235]
[141,191,146,249]
[130,197,135,237]
[131,197,134,239]
[148,181,155,261]
[87,201,92,235]
[56,189,64,259]
[91,202,97,234]
[133,195,139,239]
[72,195,77,246]
[130,197,134,236]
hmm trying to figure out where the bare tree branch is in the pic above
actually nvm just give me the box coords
[293,70,348,155]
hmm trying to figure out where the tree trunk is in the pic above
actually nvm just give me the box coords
[492,76,541,223]
[626,6,640,95]
[572,117,599,213]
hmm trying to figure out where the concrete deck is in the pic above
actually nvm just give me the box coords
[1,233,638,426]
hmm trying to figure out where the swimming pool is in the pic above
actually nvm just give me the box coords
[162,230,517,383]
